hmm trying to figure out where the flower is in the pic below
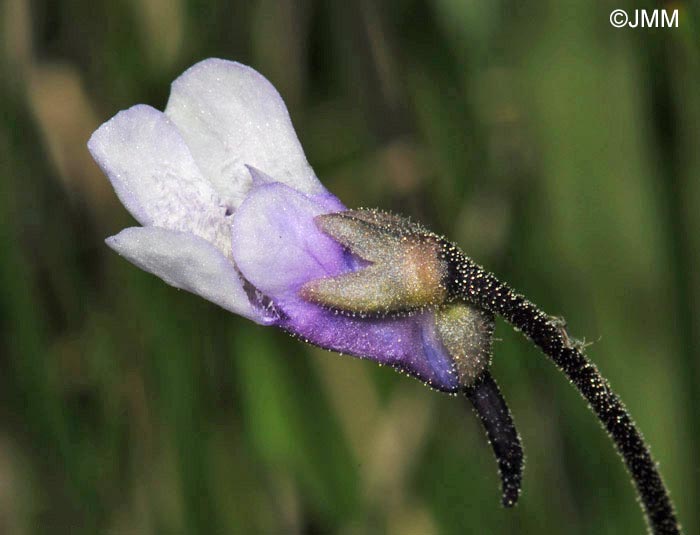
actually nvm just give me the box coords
[88,58,493,392]
[88,60,684,529]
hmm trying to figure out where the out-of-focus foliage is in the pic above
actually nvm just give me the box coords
[1,1,698,533]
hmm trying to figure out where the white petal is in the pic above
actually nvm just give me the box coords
[165,58,324,209]
[106,226,276,325]
[88,104,234,256]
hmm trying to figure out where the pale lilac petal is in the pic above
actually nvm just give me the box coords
[107,226,277,325]
[88,105,234,256]
[231,183,460,390]
[165,59,325,209]
[231,182,347,304]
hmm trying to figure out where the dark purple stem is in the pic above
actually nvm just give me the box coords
[443,245,681,535]
[464,371,524,507]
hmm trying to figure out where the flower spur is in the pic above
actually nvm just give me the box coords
[89,58,680,534]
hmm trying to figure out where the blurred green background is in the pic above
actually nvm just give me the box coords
[1,1,699,533]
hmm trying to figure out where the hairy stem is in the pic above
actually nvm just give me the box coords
[464,371,524,507]
[444,248,681,535]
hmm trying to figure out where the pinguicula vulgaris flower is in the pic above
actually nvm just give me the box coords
[89,59,681,535]
[88,58,492,391]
